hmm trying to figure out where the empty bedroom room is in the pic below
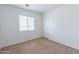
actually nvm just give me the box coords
[0,4,79,54]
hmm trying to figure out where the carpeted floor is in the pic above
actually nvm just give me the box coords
[0,37,79,54]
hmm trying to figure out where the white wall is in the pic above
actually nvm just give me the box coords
[0,5,43,48]
[43,5,79,49]
[0,5,3,48]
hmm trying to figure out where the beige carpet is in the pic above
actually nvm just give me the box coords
[0,37,79,54]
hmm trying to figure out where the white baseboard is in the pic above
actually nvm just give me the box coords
[1,36,42,48]
[44,34,79,50]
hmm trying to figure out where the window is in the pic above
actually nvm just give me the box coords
[19,15,35,31]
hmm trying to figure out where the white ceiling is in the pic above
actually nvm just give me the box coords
[13,4,64,13]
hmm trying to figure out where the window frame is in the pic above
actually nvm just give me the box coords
[19,15,35,32]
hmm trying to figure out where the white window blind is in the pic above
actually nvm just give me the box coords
[19,15,35,31]
[28,16,35,30]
